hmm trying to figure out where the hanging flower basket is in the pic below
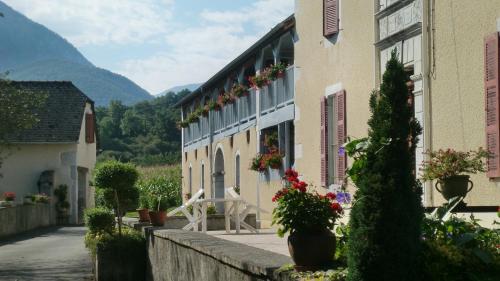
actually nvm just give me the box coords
[231,84,249,98]
[266,63,287,81]
[249,74,269,89]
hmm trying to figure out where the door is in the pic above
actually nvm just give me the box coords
[214,149,225,213]
[77,167,88,224]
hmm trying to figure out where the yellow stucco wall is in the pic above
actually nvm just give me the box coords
[428,0,500,206]
[0,101,97,222]
[294,0,375,194]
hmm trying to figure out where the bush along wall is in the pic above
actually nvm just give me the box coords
[84,208,146,281]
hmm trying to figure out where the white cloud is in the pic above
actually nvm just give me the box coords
[3,0,174,46]
[118,0,294,94]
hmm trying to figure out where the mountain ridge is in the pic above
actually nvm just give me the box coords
[0,1,153,106]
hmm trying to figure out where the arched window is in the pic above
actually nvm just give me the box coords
[235,154,240,188]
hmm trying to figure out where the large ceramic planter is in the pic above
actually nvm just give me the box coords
[148,210,166,226]
[288,230,336,271]
[137,208,150,223]
[435,175,473,200]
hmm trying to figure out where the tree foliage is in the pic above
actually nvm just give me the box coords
[96,90,189,166]
[347,52,423,281]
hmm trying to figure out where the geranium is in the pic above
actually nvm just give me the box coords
[3,192,15,201]
[420,148,489,181]
[272,169,343,237]
[265,63,287,81]
[248,74,269,89]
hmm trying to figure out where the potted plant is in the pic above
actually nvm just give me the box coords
[136,193,150,223]
[248,73,269,89]
[264,149,283,170]
[272,169,342,271]
[250,153,266,172]
[32,193,50,204]
[231,84,249,98]
[208,100,221,111]
[266,63,287,81]
[148,196,169,226]
[202,104,210,117]
[54,185,70,224]
[421,148,489,200]
[1,191,16,207]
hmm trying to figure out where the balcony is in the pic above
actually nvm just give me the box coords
[183,66,294,149]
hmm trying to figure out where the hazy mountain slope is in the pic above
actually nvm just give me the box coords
[158,83,202,96]
[8,60,152,106]
[0,1,153,105]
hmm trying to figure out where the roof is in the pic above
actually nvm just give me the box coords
[176,14,295,107]
[6,81,94,143]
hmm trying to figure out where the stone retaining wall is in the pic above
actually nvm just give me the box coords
[146,229,293,281]
[125,214,257,231]
[0,204,52,239]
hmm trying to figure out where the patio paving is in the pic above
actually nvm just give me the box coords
[208,228,290,257]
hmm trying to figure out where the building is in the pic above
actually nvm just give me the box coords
[0,81,97,224]
[178,16,296,227]
[180,0,500,227]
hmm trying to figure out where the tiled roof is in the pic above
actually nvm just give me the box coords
[6,81,94,143]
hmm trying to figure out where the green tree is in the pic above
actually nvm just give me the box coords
[120,110,144,137]
[347,52,423,281]
[94,161,139,236]
[0,80,47,171]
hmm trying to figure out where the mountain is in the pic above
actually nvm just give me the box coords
[0,1,153,106]
[158,83,201,96]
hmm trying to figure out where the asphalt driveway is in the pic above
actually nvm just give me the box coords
[0,227,93,281]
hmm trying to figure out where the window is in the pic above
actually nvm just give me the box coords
[235,155,240,188]
[201,164,205,190]
[324,0,339,37]
[189,166,193,194]
[85,113,95,143]
[260,121,295,170]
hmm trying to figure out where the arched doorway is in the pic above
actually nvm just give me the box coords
[214,148,225,213]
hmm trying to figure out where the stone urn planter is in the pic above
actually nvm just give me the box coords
[435,175,473,201]
[137,208,150,223]
[287,229,336,271]
[149,210,166,226]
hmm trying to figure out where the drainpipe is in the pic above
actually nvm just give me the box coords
[209,99,214,199]
[422,0,434,206]
[255,52,264,229]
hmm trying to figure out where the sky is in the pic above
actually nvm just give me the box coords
[3,0,295,95]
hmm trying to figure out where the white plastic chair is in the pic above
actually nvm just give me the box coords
[167,189,204,231]
[225,187,268,233]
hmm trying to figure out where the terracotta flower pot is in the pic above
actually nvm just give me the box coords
[435,175,473,201]
[288,229,336,271]
[148,210,166,226]
[137,208,150,222]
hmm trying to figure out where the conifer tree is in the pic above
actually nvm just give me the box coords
[347,51,423,281]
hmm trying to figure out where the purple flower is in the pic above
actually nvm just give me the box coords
[336,192,351,204]
[338,147,345,157]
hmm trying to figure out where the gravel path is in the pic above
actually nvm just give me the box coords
[0,226,93,281]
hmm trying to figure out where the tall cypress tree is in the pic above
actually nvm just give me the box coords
[347,51,423,281]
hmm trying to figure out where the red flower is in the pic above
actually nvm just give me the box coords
[285,168,298,178]
[326,192,336,200]
[287,176,299,183]
[292,181,308,192]
[330,202,342,212]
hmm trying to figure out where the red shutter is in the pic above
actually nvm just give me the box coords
[335,90,346,185]
[320,97,328,187]
[485,33,500,178]
[324,0,339,37]
[85,113,95,144]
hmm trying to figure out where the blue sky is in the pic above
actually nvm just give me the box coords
[4,0,294,94]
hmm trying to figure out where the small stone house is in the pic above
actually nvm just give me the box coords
[0,81,97,224]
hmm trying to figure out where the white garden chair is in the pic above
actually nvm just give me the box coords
[167,189,204,231]
[225,187,268,233]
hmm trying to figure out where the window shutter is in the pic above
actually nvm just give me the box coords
[335,90,346,185]
[324,0,339,37]
[85,113,95,144]
[320,97,329,187]
[485,33,500,178]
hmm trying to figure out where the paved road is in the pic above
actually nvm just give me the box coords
[0,227,93,281]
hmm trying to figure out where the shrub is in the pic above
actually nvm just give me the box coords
[84,208,115,234]
[94,161,139,235]
[346,51,423,281]
[84,227,145,262]
[137,165,182,212]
